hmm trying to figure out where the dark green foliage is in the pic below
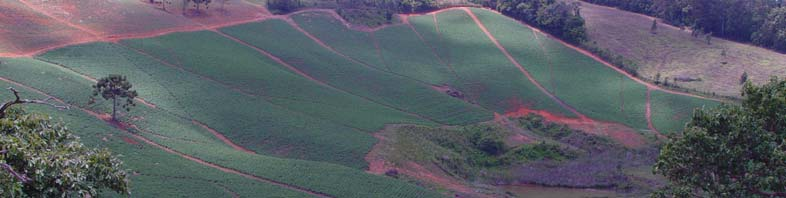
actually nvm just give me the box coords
[267,0,302,14]
[0,108,128,197]
[484,0,587,43]
[470,132,506,155]
[501,142,577,163]
[753,7,786,52]
[399,0,438,13]
[583,0,655,14]
[391,124,575,179]
[90,75,137,121]
[653,77,786,197]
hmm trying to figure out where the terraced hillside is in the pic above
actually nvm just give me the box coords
[0,1,721,197]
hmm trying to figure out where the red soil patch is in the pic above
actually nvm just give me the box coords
[193,120,256,155]
[502,107,647,148]
[122,136,140,145]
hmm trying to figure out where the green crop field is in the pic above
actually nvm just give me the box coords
[292,12,388,71]
[115,31,434,131]
[0,57,442,198]
[650,90,720,134]
[29,45,380,168]
[408,10,576,116]
[374,25,456,85]
[219,19,493,126]
[466,8,650,130]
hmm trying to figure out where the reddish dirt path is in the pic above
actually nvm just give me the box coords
[0,76,332,198]
[645,88,665,138]
[193,120,256,154]
[463,8,587,120]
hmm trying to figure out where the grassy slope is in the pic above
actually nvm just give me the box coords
[465,8,650,130]
[0,57,443,198]
[117,31,433,131]
[220,19,493,125]
[407,10,575,116]
[650,90,720,134]
[34,44,377,168]
[575,0,786,97]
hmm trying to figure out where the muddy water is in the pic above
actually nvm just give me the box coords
[502,184,619,198]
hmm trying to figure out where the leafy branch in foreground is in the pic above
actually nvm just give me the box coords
[1,88,129,197]
[654,77,786,197]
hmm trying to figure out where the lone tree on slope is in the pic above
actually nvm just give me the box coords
[1,88,128,197]
[89,75,138,121]
[184,0,212,13]
[651,19,658,34]
[654,77,786,197]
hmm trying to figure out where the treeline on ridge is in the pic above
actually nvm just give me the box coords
[582,0,786,52]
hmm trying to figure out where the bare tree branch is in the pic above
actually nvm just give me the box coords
[0,87,69,118]
[1,163,30,183]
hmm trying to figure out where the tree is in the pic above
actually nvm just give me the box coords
[653,77,786,197]
[183,0,212,13]
[90,75,138,121]
[705,32,713,45]
[1,89,128,197]
[651,19,658,34]
[740,71,749,85]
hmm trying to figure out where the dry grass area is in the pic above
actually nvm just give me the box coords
[0,0,268,56]
[575,0,786,97]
